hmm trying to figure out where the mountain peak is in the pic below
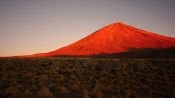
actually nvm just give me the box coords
[100,22,126,33]
[106,22,126,27]
[110,22,128,26]
[110,22,125,24]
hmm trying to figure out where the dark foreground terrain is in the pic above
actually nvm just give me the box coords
[0,58,175,98]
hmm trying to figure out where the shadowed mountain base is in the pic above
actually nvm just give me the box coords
[52,47,175,59]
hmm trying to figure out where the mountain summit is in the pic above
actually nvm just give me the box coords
[31,22,175,57]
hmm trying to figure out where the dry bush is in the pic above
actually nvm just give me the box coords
[111,95,116,98]
[0,72,8,81]
[38,81,45,88]
[91,81,105,98]
[82,89,90,98]
[5,86,22,98]
[7,78,17,86]
[93,90,105,98]
[22,89,32,98]
[36,86,55,98]
[24,72,34,78]
[58,74,65,81]
[40,74,48,81]
[115,95,124,98]
[29,84,37,91]
[71,79,81,92]
[102,84,114,93]
[56,84,69,95]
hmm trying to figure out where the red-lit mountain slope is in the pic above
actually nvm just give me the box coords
[31,22,175,57]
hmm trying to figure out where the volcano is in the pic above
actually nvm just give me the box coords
[30,22,175,57]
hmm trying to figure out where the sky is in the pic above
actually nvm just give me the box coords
[0,0,175,56]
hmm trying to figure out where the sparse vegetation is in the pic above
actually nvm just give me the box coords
[0,58,175,98]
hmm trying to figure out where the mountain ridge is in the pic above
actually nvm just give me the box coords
[18,22,175,57]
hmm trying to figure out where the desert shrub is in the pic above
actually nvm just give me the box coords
[102,84,114,93]
[0,58,175,98]
[40,74,48,81]
[7,78,17,86]
[71,79,81,92]
[56,84,69,95]
[82,89,90,98]
[91,81,105,98]
[0,72,8,81]
[115,95,124,98]
[22,89,32,98]
[5,86,22,98]
[36,86,55,98]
